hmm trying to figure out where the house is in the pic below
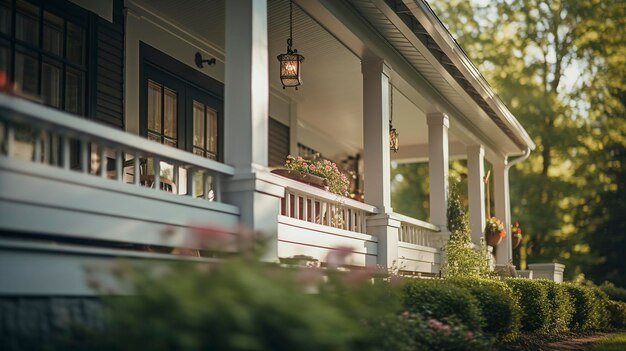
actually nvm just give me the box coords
[0,0,557,300]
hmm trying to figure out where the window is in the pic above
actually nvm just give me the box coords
[0,0,88,115]
[268,117,289,167]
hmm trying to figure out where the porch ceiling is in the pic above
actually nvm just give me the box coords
[129,0,455,159]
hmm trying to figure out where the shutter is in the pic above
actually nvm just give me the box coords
[94,15,124,129]
[268,117,290,167]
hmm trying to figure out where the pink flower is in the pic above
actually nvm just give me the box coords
[297,156,303,161]
[325,165,331,171]
[467,331,474,339]
[441,325,451,336]
[302,162,308,168]
[401,310,411,319]
[309,164,316,171]
[428,319,444,330]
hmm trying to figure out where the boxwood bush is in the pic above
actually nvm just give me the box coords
[600,283,626,303]
[403,278,484,331]
[564,283,606,331]
[505,278,550,332]
[607,300,626,328]
[534,279,574,334]
[448,277,521,341]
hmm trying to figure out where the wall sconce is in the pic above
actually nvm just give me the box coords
[195,52,216,69]
[277,0,304,89]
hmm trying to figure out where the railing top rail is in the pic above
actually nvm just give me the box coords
[271,172,378,214]
[392,212,441,232]
[0,94,235,176]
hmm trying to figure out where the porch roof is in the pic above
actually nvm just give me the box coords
[345,0,536,155]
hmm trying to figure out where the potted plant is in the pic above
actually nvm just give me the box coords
[484,217,506,246]
[272,155,350,196]
[511,221,522,249]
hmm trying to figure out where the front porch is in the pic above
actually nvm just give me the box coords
[0,0,537,295]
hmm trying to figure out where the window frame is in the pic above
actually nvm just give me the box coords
[0,0,92,116]
[139,42,224,162]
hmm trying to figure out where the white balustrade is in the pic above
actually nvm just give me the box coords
[395,213,441,247]
[0,94,233,201]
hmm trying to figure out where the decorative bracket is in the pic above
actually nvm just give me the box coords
[195,52,216,68]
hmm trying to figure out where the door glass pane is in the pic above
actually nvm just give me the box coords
[43,11,64,56]
[163,87,177,139]
[15,49,38,96]
[42,60,61,108]
[65,68,84,115]
[66,22,84,64]
[207,107,218,157]
[16,0,39,45]
[0,1,11,35]
[193,100,205,150]
[147,80,162,133]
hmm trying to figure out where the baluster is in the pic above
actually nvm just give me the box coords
[80,140,88,174]
[34,131,42,162]
[203,172,210,200]
[61,136,70,170]
[173,165,179,194]
[213,173,221,202]
[302,195,308,222]
[41,131,52,165]
[115,150,123,182]
[325,201,331,226]
[153,157,160,190]
[133,151,140,185]
[285,191,291,217]
[294,193,300,220]
[99,145,107,178]
[6,125,15,157]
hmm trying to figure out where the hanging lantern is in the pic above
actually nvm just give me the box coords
[277,0,304,89]
[390,126,399,152]
[389,85,399,152]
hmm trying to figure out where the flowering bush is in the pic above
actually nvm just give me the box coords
[284,155,350,196]
[511,221,522,238]
[485,217,506,238]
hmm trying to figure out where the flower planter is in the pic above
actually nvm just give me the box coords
[271,169,327,190]
[512,234,522,249]
[486,231,503,246]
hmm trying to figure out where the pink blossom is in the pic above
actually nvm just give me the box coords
[467,331,474,339]
[297,156,303,161]
[302,162,308,168]
[325,165,331,171]
[309,164,316,171]
[428,319,444,330]
[441,325,451,336]
[401,310,411,319]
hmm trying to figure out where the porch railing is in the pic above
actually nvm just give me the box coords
[273,174,377,234]
[395,213,441,247]
[0,94,234,200]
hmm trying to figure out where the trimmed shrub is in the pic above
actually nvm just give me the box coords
[449,277,521,341]
[505,278,550,332]
[600,283,626,303]
[534,280,574,334]
[564,283,606,331]
[403,278,485,331]
[591,286,612,329]
[362,313,493,351]
[607,300,626,328]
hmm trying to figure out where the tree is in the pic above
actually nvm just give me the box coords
[427,0,625,282]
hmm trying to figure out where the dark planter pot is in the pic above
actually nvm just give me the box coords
[512,234,522,249]
[486,231,503,246]
[271,169,327,190]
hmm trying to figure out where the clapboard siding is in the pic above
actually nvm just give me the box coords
[94,14,124,129]
[268,117,290,167]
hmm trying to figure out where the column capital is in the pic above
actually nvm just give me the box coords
[466,144,484,157]
[426,112,449,128]
[361,58,392,78]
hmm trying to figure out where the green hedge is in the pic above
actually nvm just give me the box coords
[535,279,574,334]
[505,278,551,332]
[600,284,626,303]
[403,278,485,331]
[449,277,521,341]
[564,283,607,331]
[607,300,626,328]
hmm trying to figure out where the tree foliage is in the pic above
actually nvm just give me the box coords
[426,0,626,284]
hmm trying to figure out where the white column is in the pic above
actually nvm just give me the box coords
[493,157,512,264]
[427,112,449,230]
[467,145,486,244]
[224,0,268,173]
[222,0,284,262]
[362,59,392,213]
